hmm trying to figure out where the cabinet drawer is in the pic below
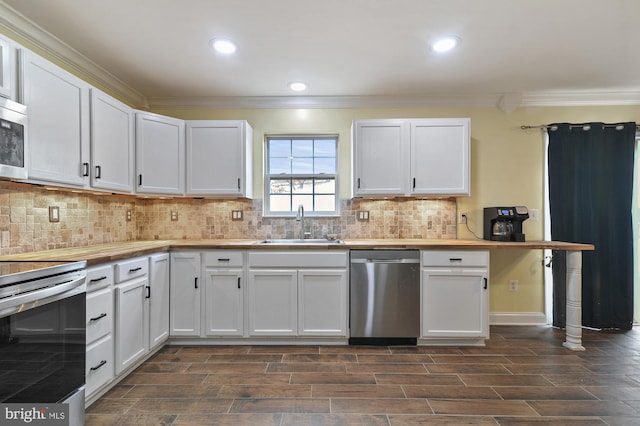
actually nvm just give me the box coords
[204,251,243,267]
[86,264,114,292]
[248,251,348,268]
[86,334,114,397]
[115,257,148,282]
[421,250,488,267]
[87,286,113,343]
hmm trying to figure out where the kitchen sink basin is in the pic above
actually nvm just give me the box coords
[256,238,344,245]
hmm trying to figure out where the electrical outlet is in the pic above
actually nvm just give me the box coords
[460,212,467,224]
[126,210,132,221]
[509,279,519,292]
[171,210,178,221]
[357,210,369,221]
[48,206,60,223]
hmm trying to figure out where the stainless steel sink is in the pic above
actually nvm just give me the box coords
[256,238,344,245]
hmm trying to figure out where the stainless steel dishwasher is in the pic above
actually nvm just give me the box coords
[349,250,420,345]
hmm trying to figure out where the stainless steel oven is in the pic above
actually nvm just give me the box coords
[0,261,87,426]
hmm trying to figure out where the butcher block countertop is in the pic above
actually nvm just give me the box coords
[0,239,594,266]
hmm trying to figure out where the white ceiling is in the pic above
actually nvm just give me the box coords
[2,0,640,110]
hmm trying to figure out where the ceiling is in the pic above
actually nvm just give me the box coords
[1,0,640,110]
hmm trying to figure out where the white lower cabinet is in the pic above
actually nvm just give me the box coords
[114,257,149,374]
[248,269,298,336]
[298,269,348,336]
[247,251,348,338]
[421,250,489,342]
[85,264,114,399]
[204,268,244,336]
[114,274,148,374]
[149,253,170,349]
[169,252,201,336]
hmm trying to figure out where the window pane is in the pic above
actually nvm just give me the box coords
[292,157,313,174]
[269,139,291,157]
[314,157,336,174]
[270,179,291,194]
[314,139,336,157]
[292,195,313,211]
[314,195,336,211]
[292,139,313,157]
[269,157,291,174]
[292,178,313,194]
[314,178,335,194]
[270,195,291,212]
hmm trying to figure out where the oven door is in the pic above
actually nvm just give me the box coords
[0,272,86,404]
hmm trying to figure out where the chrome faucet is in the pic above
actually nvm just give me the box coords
[296,204,305,239]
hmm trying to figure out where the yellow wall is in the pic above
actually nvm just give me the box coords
[4,24,640,316]
[156,105,640,314]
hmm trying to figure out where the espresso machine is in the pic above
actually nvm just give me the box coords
[483,206,529,242]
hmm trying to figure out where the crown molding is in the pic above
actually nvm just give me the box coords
[147,94,502,110]
[0,2,147,108]
[521,90,640,107]
[149,90,640,111]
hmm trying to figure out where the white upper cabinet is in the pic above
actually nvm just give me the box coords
[410,119,470,196]
[135,111,185,195]
[0,36,16,99]
[352,118,470,197]
[186,120,253,197]
[352,119,409,197]
[21,50,90,187]
[90,88,134,193]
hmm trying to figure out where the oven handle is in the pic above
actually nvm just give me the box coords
[0,273,86,318]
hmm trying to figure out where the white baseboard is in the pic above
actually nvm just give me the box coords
[490,312,548,326]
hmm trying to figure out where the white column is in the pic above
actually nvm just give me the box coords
[563,251,585,350]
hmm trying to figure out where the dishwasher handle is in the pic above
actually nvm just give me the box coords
[351,258,420,264]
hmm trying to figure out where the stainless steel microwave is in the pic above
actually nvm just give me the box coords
[0,97,27,180]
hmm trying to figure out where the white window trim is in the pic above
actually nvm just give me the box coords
[264,134,339,217]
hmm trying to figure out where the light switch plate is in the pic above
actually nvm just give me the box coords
[232,210,243,221]
[529,208,539,221]
[357,210,369,221]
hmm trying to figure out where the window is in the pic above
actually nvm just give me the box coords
[265,135,338,216]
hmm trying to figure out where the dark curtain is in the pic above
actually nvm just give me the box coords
[549,122,636,330]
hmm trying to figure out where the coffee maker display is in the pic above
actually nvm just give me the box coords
[483,206,529,242]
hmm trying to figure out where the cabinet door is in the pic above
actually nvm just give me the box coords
[136,112,185,195]
[0,36,14,99]
[410,118,470,196]
[90,88,134,192]
[204,268,244,336]
[186,120,252,196]
[169,252,201,336]
[421,268,488,338]
[352,119,409,196]
[298,269,347,336]
[22,50,90,187]
[149,253,170,348]
[248,269,297,336]
[114,276,149,374]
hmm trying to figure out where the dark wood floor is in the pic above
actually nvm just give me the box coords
[86,326,640,425]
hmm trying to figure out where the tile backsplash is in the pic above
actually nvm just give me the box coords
[0,182,457,254]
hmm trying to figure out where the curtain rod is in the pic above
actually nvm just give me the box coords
[521,123,640,131]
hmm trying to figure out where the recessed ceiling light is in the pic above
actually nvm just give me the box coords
[288,82,308,92]
[431,36,460,53]
[210,38,237,54]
